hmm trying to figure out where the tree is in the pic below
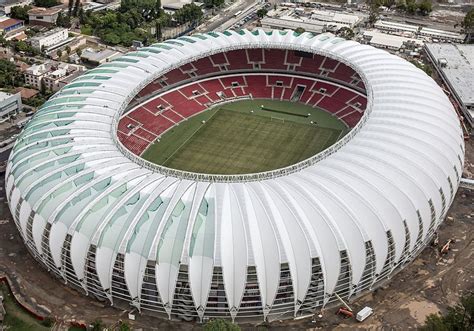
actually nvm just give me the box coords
[65,45,71,55]
[368,3,380,26]
[203,319,240,331]
[417,0,432,16]
[56,49,62,58]
[56,12,71,27]
[34,0,59,8]
[337,27,355,40]
[256,8,267,19]
[76,47,82,57]
[68,0,73,16]
[73,0,80,17]
[10,5,32,21]
[91,319,105,331]
[462,8,474,43]
[294,27,305,34]
[421,293,474,330]
[406,0,417,14]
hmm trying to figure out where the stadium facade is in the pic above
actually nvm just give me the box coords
[5,30,465,322]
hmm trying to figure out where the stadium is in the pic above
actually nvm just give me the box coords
[5,29,465,323]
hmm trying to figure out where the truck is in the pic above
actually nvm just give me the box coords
[356,306,373,322]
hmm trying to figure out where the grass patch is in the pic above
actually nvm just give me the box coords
[142,99,347,175]
[0,283,50,331]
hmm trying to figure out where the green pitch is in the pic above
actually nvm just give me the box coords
[141,99,348,175]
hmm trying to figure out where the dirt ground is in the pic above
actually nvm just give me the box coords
[0,139,472,330]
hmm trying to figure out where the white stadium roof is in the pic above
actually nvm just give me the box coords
[5,29,465,322]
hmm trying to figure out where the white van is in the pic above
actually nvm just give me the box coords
[356,307,373,322]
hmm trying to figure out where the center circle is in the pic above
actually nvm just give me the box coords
[117,48,368,177]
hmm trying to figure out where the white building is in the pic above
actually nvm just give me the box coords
[419,27,465,43]
[0,0,33,15]
[24,61,84,91]
[261,16,325,34]
[363,30,423,51]
[374,20,419,36]
[311,10,361,28]
[425,43,474,126]
[29,28,68,51]
[0,91,22,118]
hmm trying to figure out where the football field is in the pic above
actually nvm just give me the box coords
[141,99,347,175]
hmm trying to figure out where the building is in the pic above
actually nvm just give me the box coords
[419,27,465,43]
[0,0,33,15]
[6,30,464,323]
[310,9,361,28]
[362,30,423,51]
[374,20,419,36]
[80,48,123,66]
[0,91,22,118]
[29,27,68,51]
[425,43,474,127]
[24,61,84,91]
[0,16,23,34]
[261,16,325,34]
[27,6,61,26]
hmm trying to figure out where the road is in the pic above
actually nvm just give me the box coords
[197,0,261,32]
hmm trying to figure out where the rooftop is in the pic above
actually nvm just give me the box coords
[0,17,23,29]
[425,43,474,107]
[80,48,123,63]
[27,6,62,15]
[364,30,423,49]
[30,27,66,39]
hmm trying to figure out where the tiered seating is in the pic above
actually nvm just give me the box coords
[328,64,356,84]
[245,75,271,98]
[163,68,190,85]
[135,128,157,142]
[285,50,302,65]
[179,84,207,98]
[120,71,368,156]
[137,81,162,98]
[210,52,228,66]
[267,75,292,87]
[200,79,226,99]
[246,48,264,63]
[262,49,287,70]
[226,50,252,70]
[320,58,339,72]
[161,109,182,123]
[118,132,149,155]
[193,57,219,76]
[298,55,324,74]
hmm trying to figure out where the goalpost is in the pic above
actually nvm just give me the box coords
[270,116,285,123]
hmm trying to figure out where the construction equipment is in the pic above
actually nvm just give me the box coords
[336,307,354,319]
[440,239,453,254]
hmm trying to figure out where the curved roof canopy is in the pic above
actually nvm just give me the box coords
[5,30,465,320]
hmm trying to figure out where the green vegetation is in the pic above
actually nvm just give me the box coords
[142,99,346,175]
[294,27,306,34]
[410,60,433,77]
[0,59,24,89]
[0,283,50,331]
[257,8,268,18]
[394,0,433,15]
[9,5,32,21]
[421,293,473,330]
[204,318,241,331]
[77,0,201,46]
[202,0,224,9]
[462,8,474,43]
[34,0,59,7]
